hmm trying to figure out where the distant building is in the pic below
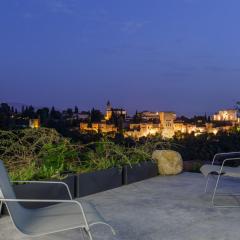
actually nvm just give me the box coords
[125,123,161,139]
[174,121,188,134]
[124,111,177,139]
[29,119,40,129]
[80,106,238,139]
[140,111,160,121]
[212,110,238,122]
[174,121,199,134]
[98,123,118,133]
[80,122,117,133]
[159,112,176,138]
[105,101,127,120]
[205,123,218,135]
[80,123,91,132]
[173,121,230,136]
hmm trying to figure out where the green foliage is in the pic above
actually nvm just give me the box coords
[37,142,79,179]
[78,137,172,171]
[9,163,36,181]
[6,127,239,180]
[190,162,202,173]
[79,139,130,171]
[0,128,80,180]
[172,131,240,161]
[125,138,172,165]
[0,128,181,179]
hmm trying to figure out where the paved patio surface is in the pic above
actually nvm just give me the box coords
[1,172,240,240]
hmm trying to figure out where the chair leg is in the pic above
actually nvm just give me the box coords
[205,176,210,193]
[211,173,221,206]
[0,201,2,217]
[87,230,93,240]
[80,229,86,240]
[83,228,93,240]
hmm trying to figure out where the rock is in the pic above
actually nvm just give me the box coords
[152,150,183,175]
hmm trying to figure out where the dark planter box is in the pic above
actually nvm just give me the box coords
[76,168,122,198]
[183,160,204,172]
[2,175,75,214]
[123,161,158,185]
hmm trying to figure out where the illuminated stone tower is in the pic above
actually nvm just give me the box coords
[105,100,112,120]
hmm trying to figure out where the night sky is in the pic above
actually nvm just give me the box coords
[1,0,240,116]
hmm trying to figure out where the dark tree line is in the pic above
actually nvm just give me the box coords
[0,103,89,130]
[0,103,15,130]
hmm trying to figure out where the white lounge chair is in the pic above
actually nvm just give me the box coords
[0,160,116,239]
[200,152,240,207]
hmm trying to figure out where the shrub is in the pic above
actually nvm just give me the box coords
[172,131,240,161]
[0,128,80,180]
[0,129,176,179]
[37,141,80,179]
[79,139,130,172]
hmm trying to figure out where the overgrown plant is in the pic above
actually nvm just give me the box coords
[0,129,176,180]
[125,137,179,165]
[79,137,173,171]
[0,128,80,180]
[79,139,130,171]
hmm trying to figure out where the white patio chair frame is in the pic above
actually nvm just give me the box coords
[0,166,116,240]
[0,181,71,216]
[204,152,240,207]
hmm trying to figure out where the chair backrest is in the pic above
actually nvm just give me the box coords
[0,160,27,229]
[215,152,240,166]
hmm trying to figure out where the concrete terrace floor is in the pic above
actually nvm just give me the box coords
[1,172,240,240]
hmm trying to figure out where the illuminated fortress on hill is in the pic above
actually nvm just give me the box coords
[79,102,240,139]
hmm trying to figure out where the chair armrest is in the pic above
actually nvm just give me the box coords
[212,152,240,165]
[11,181,72,200]
[1,198,77,204]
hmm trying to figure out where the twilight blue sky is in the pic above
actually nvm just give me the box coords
[1,0,240,116]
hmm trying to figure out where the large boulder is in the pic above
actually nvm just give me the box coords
[152,150,183,175]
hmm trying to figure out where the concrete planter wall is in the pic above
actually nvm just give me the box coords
[123,161,158,185]
[76,168,123,197]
